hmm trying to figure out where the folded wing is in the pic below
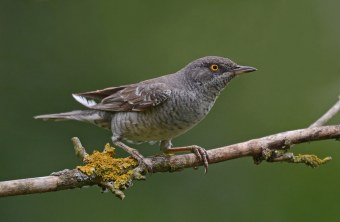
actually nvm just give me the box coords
[72,82,172,112]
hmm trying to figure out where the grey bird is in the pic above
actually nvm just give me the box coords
[35,56,256,172]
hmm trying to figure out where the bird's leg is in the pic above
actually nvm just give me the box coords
[160,140,209,173]
[112,140,153,172]
[160,140,172,152]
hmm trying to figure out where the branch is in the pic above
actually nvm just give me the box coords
[149,125,339,172]
[0,169,95,197]
[1,97,340,199]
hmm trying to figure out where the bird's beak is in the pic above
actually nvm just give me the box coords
[233,65,257,76]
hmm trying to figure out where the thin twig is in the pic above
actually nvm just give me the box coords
[310,96,340,127]
[72,137,88,159]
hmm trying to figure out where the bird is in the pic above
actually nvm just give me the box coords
[35,56,256,173]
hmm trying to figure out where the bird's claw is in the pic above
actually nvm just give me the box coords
[131,150,153,173]
[164,145,209,173]
[189,145,209,173]
[113,141,153,173]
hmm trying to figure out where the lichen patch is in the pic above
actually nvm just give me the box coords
[77,143,138,189]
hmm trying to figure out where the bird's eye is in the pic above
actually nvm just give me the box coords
[210,64,219,72]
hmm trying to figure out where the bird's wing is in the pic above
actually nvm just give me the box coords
[73,86,127,100]
[72,82,172,112]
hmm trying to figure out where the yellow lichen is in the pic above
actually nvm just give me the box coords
[77,143,138,189]
[293,154,332,168]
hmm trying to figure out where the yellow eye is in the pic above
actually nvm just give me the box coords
[210,64,219,72]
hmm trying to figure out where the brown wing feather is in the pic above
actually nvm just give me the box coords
[75,86,127,100]
[74,83,172,112]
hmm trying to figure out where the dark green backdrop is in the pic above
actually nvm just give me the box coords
[1,0,340,221]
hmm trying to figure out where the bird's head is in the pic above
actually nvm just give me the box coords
[182,56,256,91]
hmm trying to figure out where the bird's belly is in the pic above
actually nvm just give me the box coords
[111,103,210,143]
[123,124,190,143]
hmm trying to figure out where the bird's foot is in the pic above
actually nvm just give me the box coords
[165,145,209,173]
[113,141,153,173]
[130,149,153,173]
[188,145,209,173]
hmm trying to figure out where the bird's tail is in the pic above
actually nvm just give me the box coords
[34,110,111,129]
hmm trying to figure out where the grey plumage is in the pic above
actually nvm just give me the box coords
[35,56,256,172]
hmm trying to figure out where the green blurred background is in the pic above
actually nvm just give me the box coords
[1,0,340,221]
